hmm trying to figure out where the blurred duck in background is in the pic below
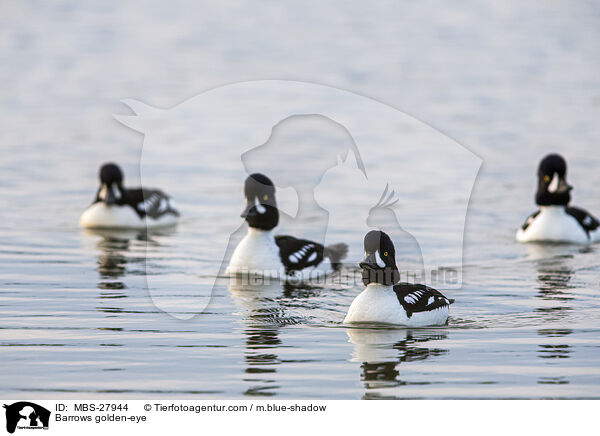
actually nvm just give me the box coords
[517,154,599,244]
[79,162,179,230]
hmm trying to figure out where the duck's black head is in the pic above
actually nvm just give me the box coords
[97,163,125,205]
[535,154,572,206]
[241,173,279,231]
[360,230,400,286]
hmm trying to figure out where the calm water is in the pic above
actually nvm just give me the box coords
[2,1,600,399]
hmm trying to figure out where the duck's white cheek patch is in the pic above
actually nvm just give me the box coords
[548,173,559,193]
[376,250,386,267]
[254,197,266,214]
[98,185,108,200]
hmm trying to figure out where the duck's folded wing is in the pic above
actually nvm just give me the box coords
[274,235,325,273]
[128,188,180,219]
[393,283,453,317]
[566,206,599,236]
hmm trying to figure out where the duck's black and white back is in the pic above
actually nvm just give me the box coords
[344,230,453,327]
[226,173,347,279]
[516,154,599,244]
[79,163,179,230]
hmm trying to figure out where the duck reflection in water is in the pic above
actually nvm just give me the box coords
[346,327,448,398]
[531,243,578,318]
[84,227,171,307]
[242,325,281,397]
[228,275,313,397]
[537,328,573,361]
[531,246,579,385]
[228,273,325,323]
[537,328,573,385]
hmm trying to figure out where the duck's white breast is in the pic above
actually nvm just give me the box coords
[226,229,283,277]
[516,206,589,244]
[344,285,406,325]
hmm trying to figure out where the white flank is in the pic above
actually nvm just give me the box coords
[79,203,177,229]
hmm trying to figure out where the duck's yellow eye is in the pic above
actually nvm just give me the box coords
[383,252,388,257]
[263,195,268,201]
[544,175,550,183]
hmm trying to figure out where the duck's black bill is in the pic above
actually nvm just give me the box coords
[241,203,258,219]
[103,186,117,206]
[558,178,572,194]
[360,253,399,286]
[359,252,379,271]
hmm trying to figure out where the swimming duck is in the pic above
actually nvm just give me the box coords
[516,154,599,244]
[226,173,347,279]
[79,162,179,229]
[344,230,453,327]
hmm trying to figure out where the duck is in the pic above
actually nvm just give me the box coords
[344,230,453,327]
[226,173,348,279]
[516,154,599,244]
[79,162,179,229]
